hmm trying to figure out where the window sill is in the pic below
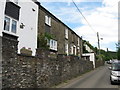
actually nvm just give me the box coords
[50,49,58,52]
[45,23,51,27]
[65,37,68,40]
[2,30,18,37]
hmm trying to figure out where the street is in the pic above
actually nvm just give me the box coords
[56,64,120,88]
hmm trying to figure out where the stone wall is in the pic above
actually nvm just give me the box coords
[2,36,18,88]
[95,60,104,68]
[0,36,2,89]
[2,37,94,88]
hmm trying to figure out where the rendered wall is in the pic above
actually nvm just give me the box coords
[18,1,38,56]
[82,53,95,68]
[0,0,6,37]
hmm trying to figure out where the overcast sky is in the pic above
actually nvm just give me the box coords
[40,0,119,51]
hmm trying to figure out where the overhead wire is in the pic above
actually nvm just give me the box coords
[72,0,97,34]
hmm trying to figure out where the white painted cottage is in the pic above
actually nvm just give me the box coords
[0,0,39,56]
[82,53,96,68]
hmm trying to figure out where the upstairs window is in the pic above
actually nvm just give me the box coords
[4,16,17,34]
[65,42,69,55]
[65,28,68,39]
[45,15,51,26]
[4,17,10,31]
[5,2,20,20]
[11,20,17,33]
[78,38,80,46]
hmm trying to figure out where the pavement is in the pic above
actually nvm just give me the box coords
[55,64,120,88]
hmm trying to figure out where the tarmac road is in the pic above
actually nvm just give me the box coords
[56,64,120,88]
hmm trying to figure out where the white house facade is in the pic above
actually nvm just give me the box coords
[0,0,39,56]
[85,44,93,53]
[82,53,96,68]
[0,0,6,37]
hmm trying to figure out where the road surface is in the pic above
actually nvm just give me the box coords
[56,64,120,88]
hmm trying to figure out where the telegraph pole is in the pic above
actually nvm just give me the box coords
[97,32,100,56]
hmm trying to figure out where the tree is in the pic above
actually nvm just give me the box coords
[37,33,55,49]
[37,33,49,49]
[117,42,120,60]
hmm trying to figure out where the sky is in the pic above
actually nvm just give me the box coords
[39,0,119,51]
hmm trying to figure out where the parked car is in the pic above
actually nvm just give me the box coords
[107,61,111,64]
[107,60,112,64]
[109,60,120,84]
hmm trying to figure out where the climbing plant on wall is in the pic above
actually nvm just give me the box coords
[37,33,55,49]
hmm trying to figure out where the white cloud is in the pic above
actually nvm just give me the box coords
[73,0,119,51]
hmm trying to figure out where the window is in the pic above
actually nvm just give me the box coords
[11,20,17,33]
[70,44,73,54]
[74,45,77,55]
[4,17,10,31]
[45,15,51,26]
[78,38,80,46]
[65,42,68,55]
[5,2,20,20]
[50,39,57,51]
[65,28,68,39]
[50,40,54,49]
[77,47,80,56]
[49,17,51,26]
[4,16,17,34]
[54,40,57,51]
[45,15,48,24]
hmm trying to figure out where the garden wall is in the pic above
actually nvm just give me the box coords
[2,36,94,88]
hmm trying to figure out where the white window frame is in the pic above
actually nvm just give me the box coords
[74,45,77,55]
[50,40,54,49]
[3,15,18,36]
[65,42,69,55]
[45,15,48,25]
[49,17,51,26]
[65,28,68,39]
[77,47,80,56]
[70,44,73,55]
[4,16,10,31]
[54,40,57,50]
[45,15,51,26]
[78,38,80,46]
[50,39,57,51]
[11,20,17,33]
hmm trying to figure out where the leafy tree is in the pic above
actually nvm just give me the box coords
[83,40,117,61]
[37,33,49,49]
[83,45,89,53]
[37,33,55,49]
[117,42,120,60]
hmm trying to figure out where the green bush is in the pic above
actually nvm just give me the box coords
[20,47,32,56]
